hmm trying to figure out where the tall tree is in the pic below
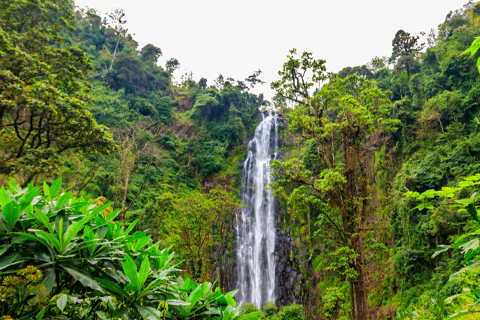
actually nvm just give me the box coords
[390,29,425,76]
[113,122,164,227]
[165,58,180,73]
[140,43,162,65]
[271,49,399,320]
[106,8,128,69]
[0,0,115,185]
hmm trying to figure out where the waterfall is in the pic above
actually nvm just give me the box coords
[235,112,279,308]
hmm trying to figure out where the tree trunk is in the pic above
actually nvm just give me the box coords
[353,256,368,320]
[121,168,130,228]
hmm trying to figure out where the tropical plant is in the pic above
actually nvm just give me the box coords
[406,173,480,318]
[0,178,262,320]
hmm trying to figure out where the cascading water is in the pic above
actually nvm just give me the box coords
[235,112,279,308]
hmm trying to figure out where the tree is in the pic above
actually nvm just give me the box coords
[140,43,162,65]
[199,77,208,90]
[167,188,240,283]
[245,69,265,88]
[106,8,128,69]
[165,58,180,73]
[112,122,165,226]
[215,74,225,90]
[390,29,425,76]
[0,0,116,186]
[271,49,399,320]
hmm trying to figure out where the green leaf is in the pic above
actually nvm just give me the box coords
[64,212,95,243]
[166,299,191,306]
[450,260,480,280]
[134,235,151,251]
[432,245,451,258]
[20,187,38,211]
[105,208,120,222]
[50,178,62,200]
[125,220,138,235]
[225,293,236,308]
[0,188,11,207]
[40,269,56,295]
[36,211,54,234]
[467,204,479,222]
[136,305,160,320]
[138,256,150,288]
[123,254,140,292]
[0,255,21,270]
[459,181,474,188]
[238,312,264,320]
[56,192,72,210]
[57,294,68,312]
[63,266,103,292]
[36,307,46,320]
[3,201,20,232]
[98,278,130,300]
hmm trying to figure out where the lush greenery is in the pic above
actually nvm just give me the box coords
[3,0,480,319]
[267,1,480,319]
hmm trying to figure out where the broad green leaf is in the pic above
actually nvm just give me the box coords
[96,311,109,320]
[43,181,50,197]
[125,220,138,235]
[56,192,72,210]
[36,307,46,320]
[432,245,450,258]
[0,255,21,270]
[467,204,479,222]
[106,208,120,221]
[50,178,62,200]
[98,278,130,300]
[0,244,11,257]
[40,268,56,295]
[238,312,264,320]
[0,188,11,207]
[123,254,140,292]
[138,256,150,288]
[450,260,480,280]
[36,211,54,234]
[90,202,113,216]
[225,293,236,308]
[35,230,60,252]
[166,299,191,306]
[188,283,206,309]
[57,294,68,312]
[228,289,239,298]
[459,180,474,187]
[63,266,103,292]
[20,187,38,211]
[3,201,20,232]
[14,232,50,249]
[65,213,96,243]
[135,235,151,251]
[136,305,160,320]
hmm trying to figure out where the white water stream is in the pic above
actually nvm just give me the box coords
[235,112,279,308]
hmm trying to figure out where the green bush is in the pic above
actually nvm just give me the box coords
[276,303,305,320]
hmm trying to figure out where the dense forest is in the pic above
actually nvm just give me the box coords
[2,0,480,319]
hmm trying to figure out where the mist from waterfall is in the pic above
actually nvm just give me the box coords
[235,112,279,308]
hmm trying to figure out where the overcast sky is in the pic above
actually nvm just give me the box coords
[76,0,470,99]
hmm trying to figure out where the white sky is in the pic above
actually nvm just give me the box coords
[76,0,470,100]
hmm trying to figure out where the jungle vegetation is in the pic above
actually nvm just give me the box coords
[1,0,480,319]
